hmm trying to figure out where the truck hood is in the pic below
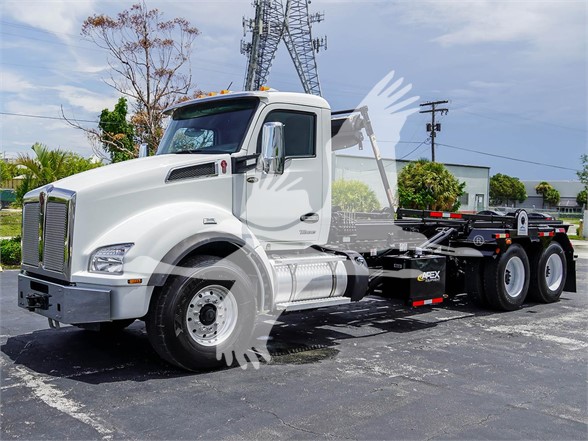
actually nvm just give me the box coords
[53,154,224,194]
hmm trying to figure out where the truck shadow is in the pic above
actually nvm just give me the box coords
[1,295,529,384]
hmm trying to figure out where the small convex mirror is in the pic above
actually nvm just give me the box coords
[138,143,149,158]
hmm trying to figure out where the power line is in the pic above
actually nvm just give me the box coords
[456,108,587,133]
[0,111,96,123]
[436,142,578,172]
[0,19,83,39]
[0,111,129,129]
[399,138,430,160]
[0,31,104,53]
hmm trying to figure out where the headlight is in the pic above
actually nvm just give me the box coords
[89,243,134,274]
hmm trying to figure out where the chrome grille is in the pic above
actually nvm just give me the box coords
[43,202,68,272]
[22,202,40,266]
[21,186,75,280]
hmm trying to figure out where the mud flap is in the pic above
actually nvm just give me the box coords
[564,258,576,293]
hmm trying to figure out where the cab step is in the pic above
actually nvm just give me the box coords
[276,296,351,312]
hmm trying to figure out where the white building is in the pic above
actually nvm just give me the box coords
[332,154,490,212]
[519,181,585,214]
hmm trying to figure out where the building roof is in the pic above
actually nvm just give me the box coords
[335,154,490,170]
[522,180,584,198]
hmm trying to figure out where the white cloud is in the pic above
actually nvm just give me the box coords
[53,85,117,113]
[397,1,586,60]
[162,1,251,30]
[3,0,96,38]
[0,71,34,92]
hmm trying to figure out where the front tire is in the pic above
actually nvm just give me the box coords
[146,255,256,371]
[529,242,567,303]
[483,244,530,311]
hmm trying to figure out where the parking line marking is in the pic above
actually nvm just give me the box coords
[11,365,114,439]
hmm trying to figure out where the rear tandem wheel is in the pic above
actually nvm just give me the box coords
[528,241,567,303]
[483,243,530,311]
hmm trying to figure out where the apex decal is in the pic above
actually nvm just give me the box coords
[417,271,441,282]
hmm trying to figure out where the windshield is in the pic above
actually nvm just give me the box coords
[156,97,259,155]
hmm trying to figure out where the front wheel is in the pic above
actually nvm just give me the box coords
[483,244,530,311]
[529,242,567,303]
[146,255,257,371]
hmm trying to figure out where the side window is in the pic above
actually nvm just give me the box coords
[260,110,316,157]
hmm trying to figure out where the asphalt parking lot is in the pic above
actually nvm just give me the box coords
[1,257,587,440]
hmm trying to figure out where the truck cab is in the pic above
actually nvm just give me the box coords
[17,91,369,370]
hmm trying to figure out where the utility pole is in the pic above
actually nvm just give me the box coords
[419,100,449,162]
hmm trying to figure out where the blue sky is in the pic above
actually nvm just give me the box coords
[0,0,586,180]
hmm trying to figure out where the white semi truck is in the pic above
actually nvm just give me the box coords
[18,90,577,370]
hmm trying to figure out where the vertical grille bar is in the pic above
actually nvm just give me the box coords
[22,203,40,266]
[43,202,68,273]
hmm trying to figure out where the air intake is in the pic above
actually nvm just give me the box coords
[166,163,217,182]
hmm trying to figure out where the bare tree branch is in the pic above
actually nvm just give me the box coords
[81,2,200,153]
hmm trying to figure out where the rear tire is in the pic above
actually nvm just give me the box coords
[483,244,530,311]
[529,242,567,303]
[146,255,256,371]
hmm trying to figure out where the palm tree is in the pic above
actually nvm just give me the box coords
[535,181,553,209]
[14,143,101,203]
[16,143,70,187]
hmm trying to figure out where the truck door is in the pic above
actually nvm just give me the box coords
[244,105,324,246]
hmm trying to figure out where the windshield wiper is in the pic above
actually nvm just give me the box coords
[175,149,226,154]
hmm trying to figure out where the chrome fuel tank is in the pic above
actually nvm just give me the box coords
[270,254,348,304]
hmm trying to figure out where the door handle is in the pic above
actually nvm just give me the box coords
[300,213,319,223]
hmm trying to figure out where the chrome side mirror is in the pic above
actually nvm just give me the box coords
[258,122,285,174]
[138,143,149,158]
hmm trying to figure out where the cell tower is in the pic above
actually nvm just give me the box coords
[240,0,327,96]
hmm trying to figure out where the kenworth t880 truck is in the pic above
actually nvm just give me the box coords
[17,91,577,370]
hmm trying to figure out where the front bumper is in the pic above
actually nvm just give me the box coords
[17,273,111,324]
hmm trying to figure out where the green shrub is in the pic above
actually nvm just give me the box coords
[0,236,21,266]
[332,179,381,212]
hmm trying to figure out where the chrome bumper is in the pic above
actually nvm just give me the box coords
[17,273,111,324]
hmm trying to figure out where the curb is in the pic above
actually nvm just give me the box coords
[570,240,588,250]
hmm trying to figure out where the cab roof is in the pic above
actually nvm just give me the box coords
[163,90,330,116]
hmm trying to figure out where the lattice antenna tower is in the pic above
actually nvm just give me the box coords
[241,0,326,96]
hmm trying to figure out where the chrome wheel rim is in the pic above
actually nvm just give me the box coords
[186,285,238,346]
[504,256,525,298]
[545,253,564,291]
